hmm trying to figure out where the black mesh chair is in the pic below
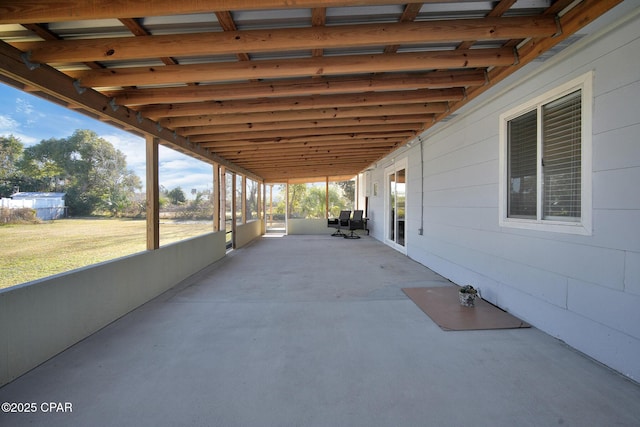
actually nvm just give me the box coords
[344,210,366,239]
[328,210,351,236]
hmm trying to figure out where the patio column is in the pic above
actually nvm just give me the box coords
[213,163,220,232]
[146,135,159,250]
[325,176,329,219]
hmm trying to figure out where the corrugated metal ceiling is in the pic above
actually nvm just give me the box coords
[0,0,617,182]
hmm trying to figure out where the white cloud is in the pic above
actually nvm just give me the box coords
[1,83,215,199]
[0,114,38,144]
[16,97,34,115]
[89,135,215,197]
[102,132,146,167]
[0,114,19,132]
[157,146,213,197]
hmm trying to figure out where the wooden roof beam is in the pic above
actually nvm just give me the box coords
[11,16,555,64]
[106,70,485,106]
[311,7,326,57]
[140,88,464,120]
[431,0,623,131]
[238,159,381,170]
[0,0,543,24]
[185,123,420,142]
[215,11,251,62]
[218,148,397,160]
[66,48,516,88]
[159,103,446,128]
[178,115,428,136]
[207,142,402,154]
[384,3,424,54]
[197,133,413,146]
[118,18,178,67]
[0,40,258,181]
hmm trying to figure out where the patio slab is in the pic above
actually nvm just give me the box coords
[1,235,639,426]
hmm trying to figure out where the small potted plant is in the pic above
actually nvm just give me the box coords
[458,285,478,307]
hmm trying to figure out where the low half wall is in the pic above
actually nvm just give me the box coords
[236,220,263,248]
[288,219,334,235]
[0,231,227,387]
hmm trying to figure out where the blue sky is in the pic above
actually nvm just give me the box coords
[0,83,213,196]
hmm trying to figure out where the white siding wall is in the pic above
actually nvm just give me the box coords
[368,6,640,380]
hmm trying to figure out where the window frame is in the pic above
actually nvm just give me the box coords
[498,72,593,235]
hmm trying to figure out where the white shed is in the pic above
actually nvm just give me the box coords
[7,192,67,220]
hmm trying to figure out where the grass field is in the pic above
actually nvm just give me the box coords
[0,218,214,289]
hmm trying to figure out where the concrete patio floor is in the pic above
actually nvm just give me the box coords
[1,235,639,427]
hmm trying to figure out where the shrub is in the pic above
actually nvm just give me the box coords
[0,208,40,225]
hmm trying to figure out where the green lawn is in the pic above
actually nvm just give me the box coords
[0,218,214,289]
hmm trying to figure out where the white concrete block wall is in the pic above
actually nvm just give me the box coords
[368,5,640,380]
[0,232,228,387]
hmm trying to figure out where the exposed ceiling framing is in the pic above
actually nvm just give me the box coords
[0,0,622,182]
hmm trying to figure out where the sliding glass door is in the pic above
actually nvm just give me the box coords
[385,160,407,253]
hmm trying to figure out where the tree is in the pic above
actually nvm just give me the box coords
[167,186,186,205]
[0,135,25,196]
[287,183,306,218]
[18,130,141,216]
[301,186,326,219]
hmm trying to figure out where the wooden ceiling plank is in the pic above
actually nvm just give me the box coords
[431,0,623,137]
[455,0,517,50]
[67,48,515,88]
[14,16,556,64]
[21,23,104,70]
[215,11,251,62]
[219,148,396,160]
[212,153,396,164]
[185,123,420,142]
[201,135,406,146]
[196,133,414,146]
[237,159,381,169]
[118,18,178,67]
[159,104,445,128]
[206,141,401,149]
[1,1,472,24]
[141,88,464,120]
[0,39,259,180]
[108,70,485,106]
[208,144,400,155]
[385,3,424,53]
[311,7,326,57]
[178,116,428,136]
[210,152,398,164]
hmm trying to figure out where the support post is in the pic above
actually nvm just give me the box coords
[146,135,159,250]
[325,176,330,218]
[220,166,226,232]
[241,174,247,224]
[213,163,220,232]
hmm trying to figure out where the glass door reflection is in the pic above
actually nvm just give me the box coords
[386,165,406,249]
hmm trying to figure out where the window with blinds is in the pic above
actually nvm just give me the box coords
[508,109,537,218]
[500,72,591,234]
[542,90,581,220]
[505,89,582,222]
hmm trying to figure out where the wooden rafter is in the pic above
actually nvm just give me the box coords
[0,0,622,182]
[215,11,251,62]
[0,0,527,23]
[384,3,424,54]
[140,88,463,120]
[183,123,421,142]
[311,7,327,57]
[0,40,258,180]
[12,16,556,64]
[66,49,514,88]
[105,70,485,106]
[159,103,446,128]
